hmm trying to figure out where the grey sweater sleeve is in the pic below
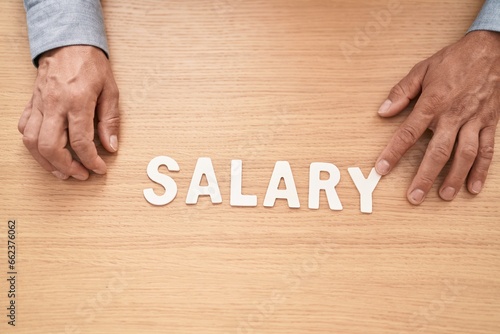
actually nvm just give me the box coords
[24,0,109,66]
[468,0,500,33]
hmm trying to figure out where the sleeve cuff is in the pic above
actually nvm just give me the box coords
[24,0,109,67]
[468,0,500,34]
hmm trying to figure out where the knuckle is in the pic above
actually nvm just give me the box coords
[22,134,37,149]
[42,88,61,105]
[458,143,478,161]
[448,103,466,117]
[474,164,489,175]
[412,60,426,72]
[396,124,420,146]
[389,83,407,99]
[67,87,92,107]
[417,174,435,189]
[70,137,89,153]
[99,115,120,134]
[45,84,90,108]
[418,94,447,117]
[429,143,451,162]
[480,109,498,124]
[462,94,481,111]
[37,140,56,158]
[478,144,494,161]
[107,115,120,127]
[427,93,447,106]
[66,88,83,102]
[385,147,402,162]
[405,62,423,80]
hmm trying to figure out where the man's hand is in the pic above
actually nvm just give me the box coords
[18,45,120,180]
[375,30,500,205]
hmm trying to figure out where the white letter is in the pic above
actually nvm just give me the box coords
[143,156,179,206]
[186,157,222,204]
[230,160,257,207]
[348,167,382,214]
[308,163,342,210]
[263,161,300,208]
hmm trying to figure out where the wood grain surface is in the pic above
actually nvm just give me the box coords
[1,0,499,333]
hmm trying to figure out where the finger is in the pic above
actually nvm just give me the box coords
[407,126,458,205]
[18,97,33,134]
[467,126,496,195]
[378,61,428,117]
[67,103,107,175]
[439,123,479,201]
[375,109,432,175]
[96,82,120,153]
[22,106,68,179]
[38,111,89,180]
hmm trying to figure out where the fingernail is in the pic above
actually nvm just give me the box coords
[72,174,88,181]
[378,99,392,115]
[471,181,482,194]
[440,187,456,201]
[376,159,391,174]
[110,135,118,152]
[52,171,67,180]
[93,168,106,175]
[409,189,425,205]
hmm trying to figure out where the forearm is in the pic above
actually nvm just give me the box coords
[24,0,109,66]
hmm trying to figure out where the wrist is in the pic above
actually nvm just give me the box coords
[466,30,500,47]
[38,45,107,68]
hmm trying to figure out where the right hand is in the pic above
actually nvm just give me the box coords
[18,45,120,180]
[375,31,500,204]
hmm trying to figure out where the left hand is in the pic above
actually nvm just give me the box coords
[18,45,120,180]
[375,30,500,205]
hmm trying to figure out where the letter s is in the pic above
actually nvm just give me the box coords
[143,156,180,206]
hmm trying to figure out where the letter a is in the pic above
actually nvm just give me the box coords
[263,161,300,208]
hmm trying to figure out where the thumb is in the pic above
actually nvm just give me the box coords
[96,83,120,153]
[378,60,428,117]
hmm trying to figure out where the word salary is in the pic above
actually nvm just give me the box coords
[143,156,383,213]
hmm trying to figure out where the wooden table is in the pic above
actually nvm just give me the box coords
[1,0,499,333]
